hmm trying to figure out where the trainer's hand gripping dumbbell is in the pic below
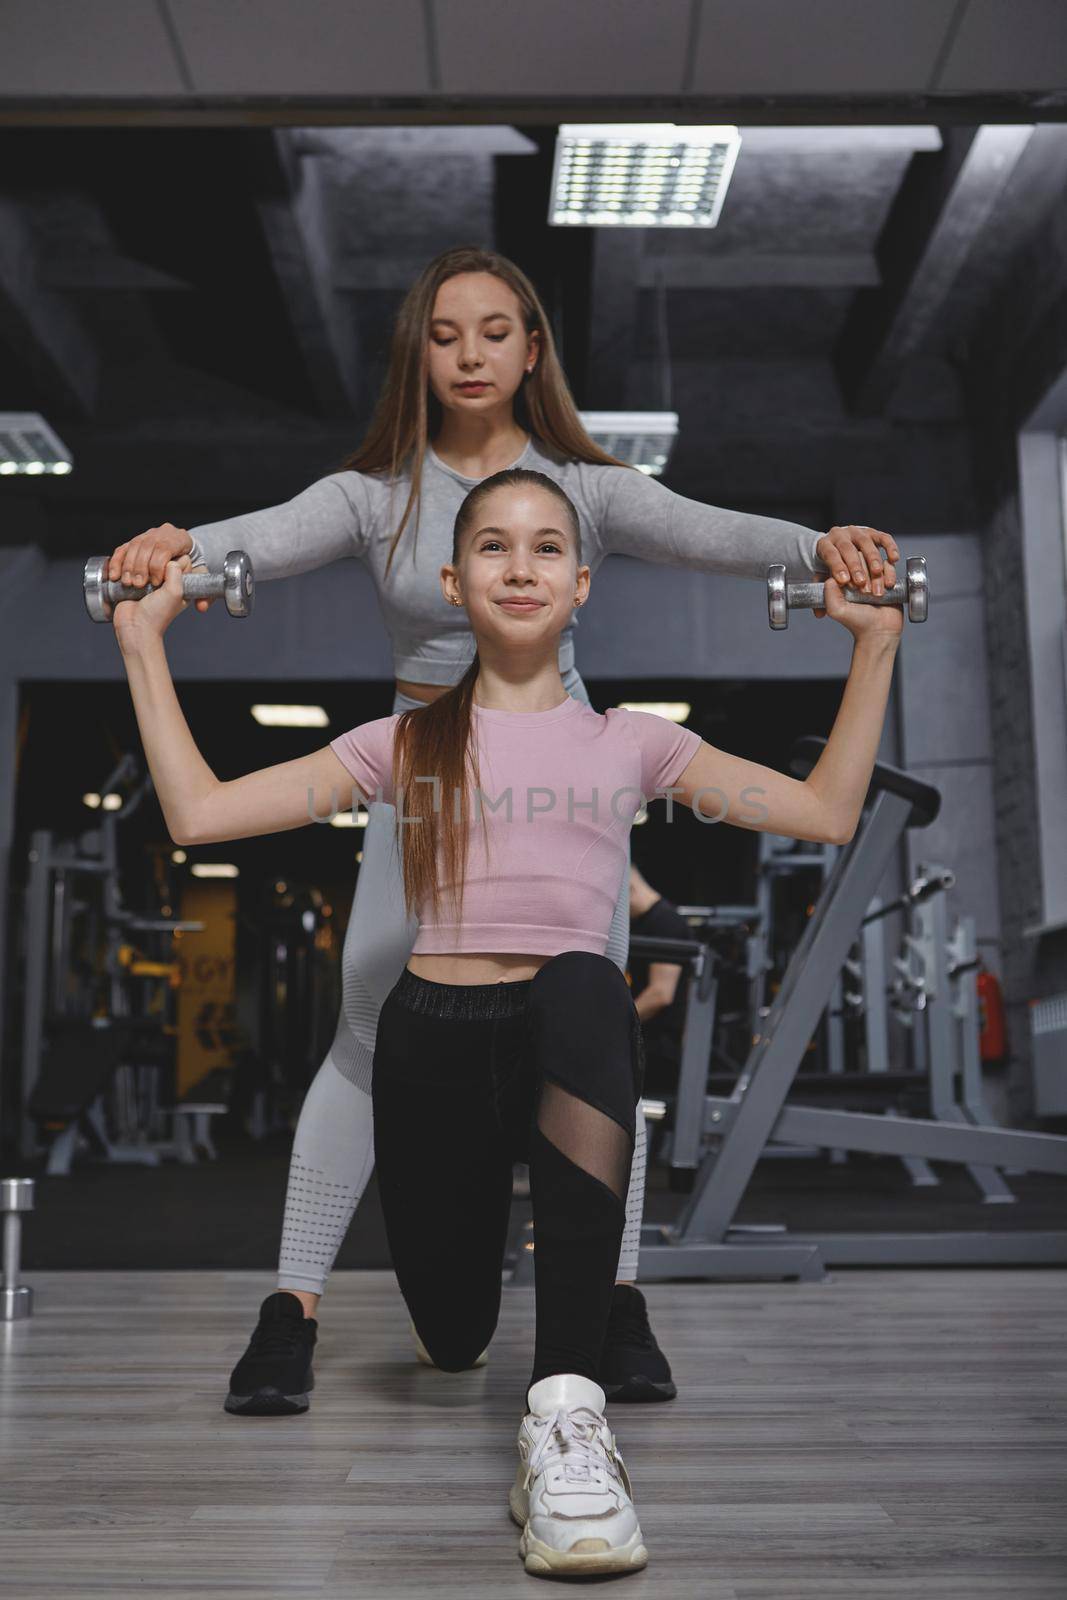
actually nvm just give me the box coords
[766,556,927,630]
[83,549,254,622]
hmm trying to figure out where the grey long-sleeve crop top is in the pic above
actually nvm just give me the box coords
[187,433,826,686]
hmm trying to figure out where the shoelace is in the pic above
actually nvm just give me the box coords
[247,1320,307,1362]
[525,1407,619,1492]
[608,1302,659,1352]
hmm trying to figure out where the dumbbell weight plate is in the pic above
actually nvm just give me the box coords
[767,564,788,630]
[906,557,928,624]
[83,555,114,623]
[83,555,168,623]
[222,550,254,618]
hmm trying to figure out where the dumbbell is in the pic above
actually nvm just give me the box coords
[83,549,254,622]
[1,1176,34,1321]
[767,556,928,630]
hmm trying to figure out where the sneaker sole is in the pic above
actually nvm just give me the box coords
[601,1374,677,1403]
[509,1487,648,1575]
[223,1387,310,1416]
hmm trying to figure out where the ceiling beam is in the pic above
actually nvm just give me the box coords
[835,124,1035,415]
[240,130,358,419]
[0,95,1063,131]
[0,197,101,418]
[935,123,1067,352]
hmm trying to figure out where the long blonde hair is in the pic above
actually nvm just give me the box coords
[335,245,625,577]
[392,469,583,926]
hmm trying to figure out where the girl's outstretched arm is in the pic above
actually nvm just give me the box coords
[114,560,359,846]
[668,576,902,845]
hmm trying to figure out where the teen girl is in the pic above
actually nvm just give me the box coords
[113,466,899,1576]
[105,246,900,1410]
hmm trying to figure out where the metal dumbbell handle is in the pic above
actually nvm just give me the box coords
[768,556,927,629]
[83,549,254,622]
[1,1175,34,1321]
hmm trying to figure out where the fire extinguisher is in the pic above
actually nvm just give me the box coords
[976,961,1006,1062]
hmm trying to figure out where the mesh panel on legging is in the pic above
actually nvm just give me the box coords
[601,839,645,1280]
[535,1081,633,1203]
[277,1054,377,1294]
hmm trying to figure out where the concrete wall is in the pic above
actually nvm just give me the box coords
[964,157,1067,1118]
[983,487,1067,1119]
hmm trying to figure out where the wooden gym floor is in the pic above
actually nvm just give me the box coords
[0,1268,1064,1598]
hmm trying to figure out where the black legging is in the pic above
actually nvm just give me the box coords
[372,951,645,1407]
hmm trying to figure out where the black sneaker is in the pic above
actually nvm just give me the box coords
[598,1284,677,1403]
[224,1292,317,1416]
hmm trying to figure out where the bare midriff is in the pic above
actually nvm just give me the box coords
[395,679,549,987]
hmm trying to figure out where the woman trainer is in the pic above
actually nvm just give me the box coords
[104,246,900,1412]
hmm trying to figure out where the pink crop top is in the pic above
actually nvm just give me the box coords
[328,697,704,958]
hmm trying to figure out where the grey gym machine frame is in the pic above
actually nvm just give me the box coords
[630,739,1067,1281]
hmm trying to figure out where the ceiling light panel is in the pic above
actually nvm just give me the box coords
[579,412,679,476]
[550,125,741,228]
[0,413,73,476]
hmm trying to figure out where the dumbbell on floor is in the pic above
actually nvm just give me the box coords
[767,556,927,630]
[1,1177,34,1321]
[83,549,254,622]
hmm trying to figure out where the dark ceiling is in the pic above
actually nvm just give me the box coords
[3,120,1067,558]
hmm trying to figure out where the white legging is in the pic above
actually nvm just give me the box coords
[277,675,647,1294]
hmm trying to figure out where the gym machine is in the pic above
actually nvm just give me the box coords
[630,929,718,1181]
[651,849,1015,1201]
[18,754,221,1170]
[838,867,1016,1198]
[243,882,341,1139]
[0,1177,34,1320]
[662,836,858,1174]
[630,738,1067,1280]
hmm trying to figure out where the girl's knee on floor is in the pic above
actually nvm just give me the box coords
[414,1319,496,1372]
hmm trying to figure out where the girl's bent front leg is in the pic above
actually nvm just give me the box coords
[523,952,644,1400]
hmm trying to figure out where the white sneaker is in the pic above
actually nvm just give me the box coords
[509,1372,649,1576]
[410,1321,489,1369]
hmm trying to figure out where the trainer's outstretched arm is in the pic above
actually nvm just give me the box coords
[597,465,900,591]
